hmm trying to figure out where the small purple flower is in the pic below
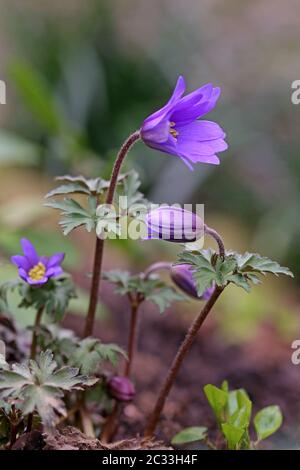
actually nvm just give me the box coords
[141,76,227,170]
[107,376,136,402]
[170,264,215,300]
[11,238,65,286]
[145,206,203,243]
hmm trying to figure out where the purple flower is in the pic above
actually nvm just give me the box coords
[107,376,136,402]
[145,206,203,243]
[141,76,227,170]
[11,239,65,286]
[170,264,215,300]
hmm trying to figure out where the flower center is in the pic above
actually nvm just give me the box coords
[28,262,46,281]
[169,121,179,139]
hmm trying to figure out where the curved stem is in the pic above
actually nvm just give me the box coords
[143,286,224,438]
[143,262,172,278]
[204,225,225,259]
[124,301,140,377]
[84,131,140,338]
[30,305,44,360]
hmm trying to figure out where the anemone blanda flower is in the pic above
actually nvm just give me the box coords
[11,238,65,286]
[170,264,215,301]
[145,206,204,243]
[141,76,227,170]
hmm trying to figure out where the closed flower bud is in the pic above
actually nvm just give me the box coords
[107,376,135,402]
[145,206,203,243]
[170,264,215,300]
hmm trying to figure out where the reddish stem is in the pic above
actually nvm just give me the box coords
[124,301,139,377]
[84,131,140,337]
[143,286,224,438]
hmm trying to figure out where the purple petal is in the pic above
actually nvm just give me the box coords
[46,266,63,278]
[47,252,65,268]
[177,120,225,141]
[27,276,48,286]
[20,239,39,265]
[141,118,171,145]
[39,256,49,267]
[171,85,221,124]
[11,255,31,271]
[18,268,29,282]
[143,76,186,126]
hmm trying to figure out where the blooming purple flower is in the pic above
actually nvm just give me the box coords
[170,264,215,300]
[11,238,65,286]
[145,206,203,243]
[141,76,227,170]
[107,376,136,402]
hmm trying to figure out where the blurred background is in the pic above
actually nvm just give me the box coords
[0,0,300,448]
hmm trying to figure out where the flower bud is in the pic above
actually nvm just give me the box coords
[107,376,135,402]
[170,264,215,300]
[145,206,203,243]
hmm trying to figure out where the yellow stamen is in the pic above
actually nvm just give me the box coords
[170,121,178,139]
[28,262,46,281]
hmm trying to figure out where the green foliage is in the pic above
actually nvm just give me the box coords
[103,270,187,313]
[46,174,127,199]
[173,382,283,450]
[171,426,207,445]
[177,249,293,296]
[116,170,150,218]
[45,195,98,236]
[204,382,281,449]
[0,275,76,322]
[254,405,283,441]
[0,350,97,427]
[70,338,127,375]
[46,171,149,237]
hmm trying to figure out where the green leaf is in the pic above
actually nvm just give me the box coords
[234,252,293,278]
[177,251,217,297]
[171,426,207,445]
[46,174,127,199]
[254,405,283,441]
[70,338,127,375]
[0,350,97,427]
[96,205,121,238]
[203,384,227,425]
[227,389,252,429]
[17,275,76,322]
[177,249,293,296]
[147,287,187,313]
[45,197,97,235]
[226,274,251,292]
[103,270,187,313]
[221,423,245,450]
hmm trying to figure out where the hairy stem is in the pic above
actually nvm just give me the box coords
[204,225,225,259]
[143,286,224,438]
[84,131,140,338]
[124,301,140,377]
[30,305,44,360]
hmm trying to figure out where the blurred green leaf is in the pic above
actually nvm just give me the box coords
[171,426,207,445]
[254,405,283,441]
[203,384,227,425]
[221,423,245,450]
[9,61,63,134]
